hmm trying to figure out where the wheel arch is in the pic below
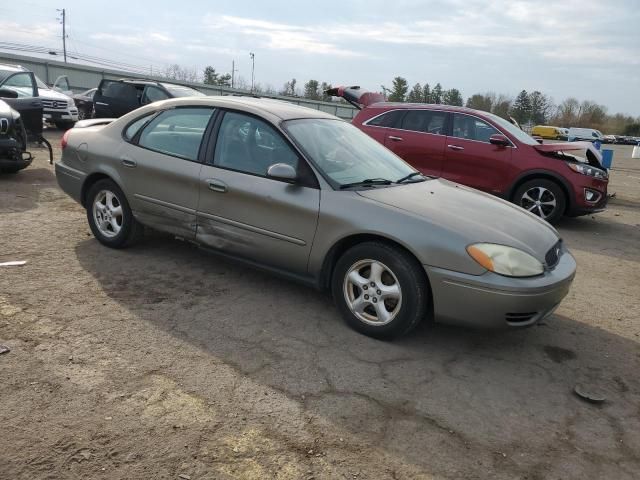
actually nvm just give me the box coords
[507,170,573,214]
[81,172,125,208]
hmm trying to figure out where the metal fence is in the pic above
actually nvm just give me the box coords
[0,52,358,119]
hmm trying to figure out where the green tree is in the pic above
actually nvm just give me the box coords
[510,90,532,124]
[443,88,463,106]
[203,66,231,86]
[388,76,408,102]
[303,79,321,100]
[431,83,443,104]
[492,94,512,119]
[529,91,553,125]
[466,93,493,112]
[320,82,333,101]
[422,83,431,103]
[406,83,423,103]
[280,78,297,96]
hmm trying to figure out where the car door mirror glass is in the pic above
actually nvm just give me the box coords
[489,134,510,146]
[267,163,297,183]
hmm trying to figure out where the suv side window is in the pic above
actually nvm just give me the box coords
[137,108,215,161]
[367,110,405,128]
[1,72,36,97]
[102,81,138,103]
[214,111,303,178]
[452,114,499,143]
[400,110,446,134]
[142,86,170,104]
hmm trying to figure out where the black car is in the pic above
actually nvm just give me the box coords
[93,79,205,118]
[0,89,32,173]
[72,88,97,120]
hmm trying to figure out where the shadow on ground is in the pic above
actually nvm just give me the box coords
[75,234,640,478]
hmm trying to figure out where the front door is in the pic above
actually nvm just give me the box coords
[383,109,447,177]
[94,80,139,118]
[196,110,320,275]
[116,107,216,238]
[442,113,513,194]
[52,76,73,96]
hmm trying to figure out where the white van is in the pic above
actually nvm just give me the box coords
[568,127,604,142]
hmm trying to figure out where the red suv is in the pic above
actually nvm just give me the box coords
[330,86,609,223]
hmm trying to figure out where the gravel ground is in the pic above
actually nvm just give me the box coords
[1,131,639,479]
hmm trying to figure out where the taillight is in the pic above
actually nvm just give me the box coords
[61,129,71,149]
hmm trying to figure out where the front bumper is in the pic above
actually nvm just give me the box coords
[425,252,576,329]
[44,109,79,123]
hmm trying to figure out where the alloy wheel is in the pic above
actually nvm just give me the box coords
[520,186,557,219]
[92,189,123,238]
[343,259,402,326]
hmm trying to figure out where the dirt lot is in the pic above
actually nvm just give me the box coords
[1,130,639,480]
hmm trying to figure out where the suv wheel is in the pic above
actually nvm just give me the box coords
[514,179,566,223]
[86,179,143,248]
[332,242,429,339]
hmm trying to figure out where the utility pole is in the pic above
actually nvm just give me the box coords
[231,60,238,89]
[249,52,255,93]
[57,8,67,62]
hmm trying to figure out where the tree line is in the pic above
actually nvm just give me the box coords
[163,65,640,136]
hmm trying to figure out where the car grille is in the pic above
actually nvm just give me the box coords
[505,312,538,325]
[545,240,562,268]
[41,99,68,109]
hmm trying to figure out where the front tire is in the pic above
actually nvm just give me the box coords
[332,242,429,339]
[86,179,143,248]
[513,179,566,224]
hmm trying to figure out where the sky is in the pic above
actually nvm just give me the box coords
[2,0,639,116]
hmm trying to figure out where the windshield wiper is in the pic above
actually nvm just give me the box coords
[339,178,393,189]
[396,172,426,183]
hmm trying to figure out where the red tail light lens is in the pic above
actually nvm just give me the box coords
[61,130,70,149]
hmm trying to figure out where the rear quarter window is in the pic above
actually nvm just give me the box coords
[366,110,405,128]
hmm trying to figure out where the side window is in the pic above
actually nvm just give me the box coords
[102,81,138,102]
[452,114,499,143]
[142,86,170,104]
[124,113,155,141]
[400,110,446,134]
[214,112,300,177]
[1,72,36,97]
[367,110,404,128]
[137,108,215,161]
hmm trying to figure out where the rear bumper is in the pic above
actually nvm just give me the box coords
[0,155,32,170]
[55,161,85,204]
[424,252,576,329]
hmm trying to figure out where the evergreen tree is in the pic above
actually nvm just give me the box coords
[303,80,321,100]
[431,83,443,104]
[443,88,464,106]
[388,77,408,102]
[406,83,423,103]
[510,90,532,124]
[422,83,431,103]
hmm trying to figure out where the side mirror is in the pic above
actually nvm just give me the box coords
[489,134,510,147]
[267,163,297,183]
[0,88,18,99]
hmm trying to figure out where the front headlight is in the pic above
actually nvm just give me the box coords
[567,162,607,179]
[467,243,544,277]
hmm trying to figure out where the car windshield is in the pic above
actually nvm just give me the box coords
[161,84,205,97]
[483,112,539,146]
[283,118,417,188]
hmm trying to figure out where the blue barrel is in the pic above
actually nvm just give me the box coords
[601,149,613,169]
[593,140,602,150]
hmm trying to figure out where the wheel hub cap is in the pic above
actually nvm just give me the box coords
[92,189,123,238]
[521,186,557,219]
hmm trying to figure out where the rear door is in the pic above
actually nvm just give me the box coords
[442,113,513,194]
[94,80,139,118]
[117,107,216,238]
[196,110,320,275]
[383,109,447,177]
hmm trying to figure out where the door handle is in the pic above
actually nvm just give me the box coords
[121,157,137,168]
[95,102,108,106]
[206,178,228,193]
[388,135,403,142]
[447,144,464,151]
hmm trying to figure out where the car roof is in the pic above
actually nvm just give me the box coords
[0,63,28,73]
[145,96,339,121]
[367,102,487,115]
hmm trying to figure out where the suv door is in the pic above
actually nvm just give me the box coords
[0,71,43,133]
[52,75,73,96]
[141,85,170,105]
[382,109,447,177]
[197,110,320,275]
[94,80,139,118]
[117,107,216,238]
[443,113,513,194]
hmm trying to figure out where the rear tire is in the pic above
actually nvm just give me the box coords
[513,179,566,224]
[332,242,429,339]
[86,179,143,248]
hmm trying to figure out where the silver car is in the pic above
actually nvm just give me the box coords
[55,97,576,338]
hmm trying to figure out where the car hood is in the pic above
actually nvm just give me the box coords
[357,179,560,261]
[38,88,73,102]
[534,141,603,168]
